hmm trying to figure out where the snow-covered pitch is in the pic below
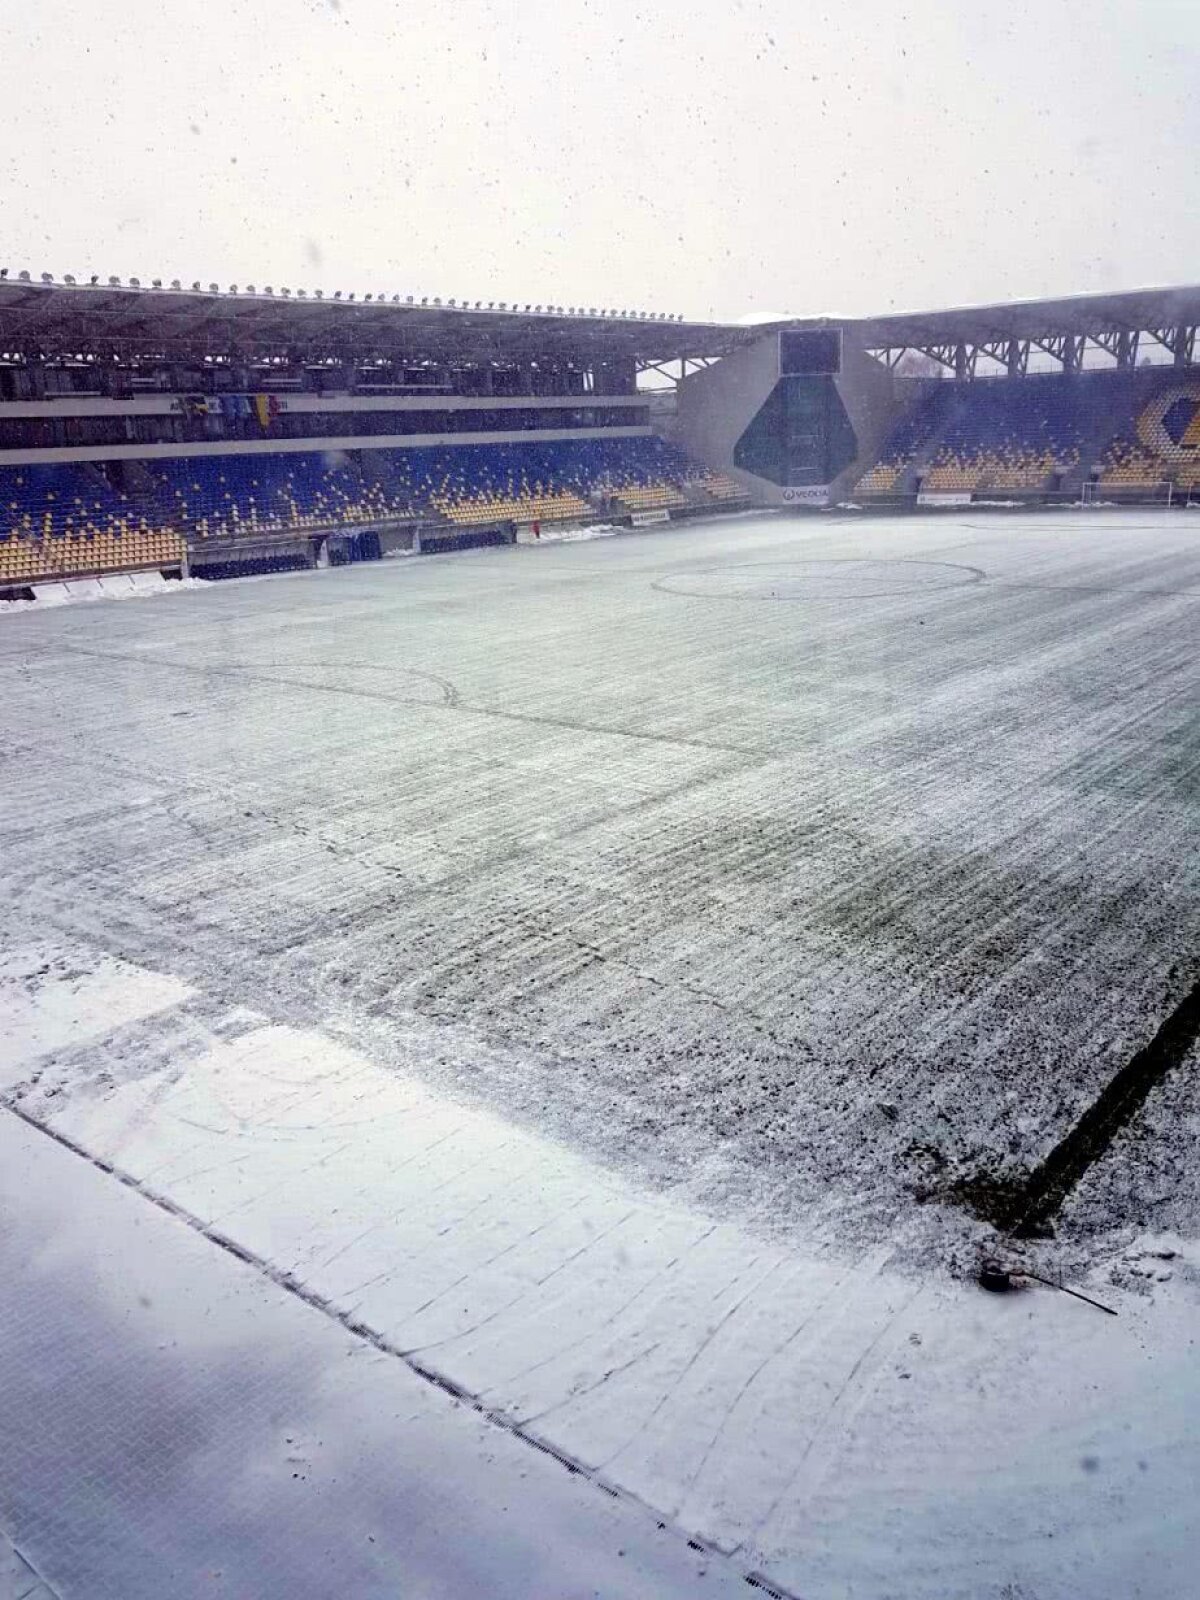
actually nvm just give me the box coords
[2,508,1198,1599]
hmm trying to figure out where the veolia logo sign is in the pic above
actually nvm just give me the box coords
[780,485,829,506]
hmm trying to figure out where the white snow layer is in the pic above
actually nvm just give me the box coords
[0,945,192,1087]
[0,1109,748,1600]
[2,509,1199,1597]
[8,994,1200,1600]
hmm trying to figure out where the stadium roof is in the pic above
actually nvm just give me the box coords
[778,284,1200,351]
[1,273,1196,369]
[0,275,751,364]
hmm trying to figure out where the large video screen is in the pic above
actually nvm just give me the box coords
[779,329,842,377]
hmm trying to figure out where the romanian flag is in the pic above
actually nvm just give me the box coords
[253,394,271,428]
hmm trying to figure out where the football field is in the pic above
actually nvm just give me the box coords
[2,508,1198,1599]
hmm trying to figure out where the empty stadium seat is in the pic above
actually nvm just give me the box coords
[0,463,184,586]
[0,435,735,587]
[853,385,958,493]
[854,372,1200,499]
[911,381,1081,494]
[1097,381,1200,491]
[697,469,749,502]
[154,437,710,536]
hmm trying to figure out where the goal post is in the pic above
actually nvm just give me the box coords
[1079,478,1178,508]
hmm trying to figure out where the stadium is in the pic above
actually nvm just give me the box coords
[2,263,1199,1600]
[2,276,1200,596]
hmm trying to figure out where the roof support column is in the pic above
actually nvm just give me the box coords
[954,342,968,379]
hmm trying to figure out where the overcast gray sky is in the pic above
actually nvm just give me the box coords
[4,0,1197,322]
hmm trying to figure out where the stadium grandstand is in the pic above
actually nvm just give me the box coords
[0,273,1198,595]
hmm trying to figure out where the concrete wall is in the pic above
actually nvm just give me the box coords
[674,337,782,503]
[674,331,902,508]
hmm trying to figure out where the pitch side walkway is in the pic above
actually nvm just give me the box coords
[0,1110,749,1600]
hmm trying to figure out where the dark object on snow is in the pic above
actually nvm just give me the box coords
[977,1260,1118,1317]
[1022,1268,1118,1317]
[978,1262,1015,1293]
